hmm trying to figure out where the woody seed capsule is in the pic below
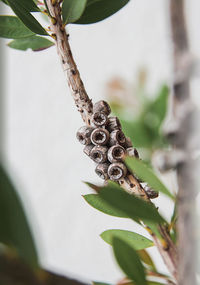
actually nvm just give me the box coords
[95,163,109,180]
[91,128,110,146]
[92,111,108,127]
[107,145,126,163]
[76,126,94,145]
[126,147,139,158]
[109,130,126,146]
[108,162,127,181]
[83,144,94,157]
[90,145,108,163]
[106,116,121,132]
[93,100,111,116]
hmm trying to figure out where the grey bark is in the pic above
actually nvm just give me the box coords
[169,1,197,284]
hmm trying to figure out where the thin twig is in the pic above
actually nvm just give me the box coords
[169,1,197,284]
[45,0,177,281]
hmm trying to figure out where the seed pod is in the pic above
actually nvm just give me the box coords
[124,137,133,148]
[126,147,139,158]
[83,144,94,157]
[92,111,108,127]
[93,100,111,115]
[95,163,109,180]
[109,130,126,146]
[76,126,94,145]
[144,185,159,199]
[107,145,126,163]
[106,116,121,132]
[91,128,110,146]
[90,145,108,163]
[108,162,127,181]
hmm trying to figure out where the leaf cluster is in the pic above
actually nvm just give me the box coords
[0,0,130,51]
[84,157,176,284]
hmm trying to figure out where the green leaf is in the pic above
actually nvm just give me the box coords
[101,229,153,250]
[6,0,47,35]
[0,165,38,267]
[83,194,128,218]
[125,157,174,199]
[113,237,147,285]
[8,35,54,51]
[137,249,156,270]
[97,181,165,223]
[75,0,130,24]
[0,0,39,11]
[0,16,35,39]
[62,0,87,24]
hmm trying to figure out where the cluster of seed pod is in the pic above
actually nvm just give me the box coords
[76,100,139,181]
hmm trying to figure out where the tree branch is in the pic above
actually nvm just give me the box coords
[45,0,178,281]
[169,1,197,284]
[46,0,93,125]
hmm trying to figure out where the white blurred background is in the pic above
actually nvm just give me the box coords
[1,0,200,283]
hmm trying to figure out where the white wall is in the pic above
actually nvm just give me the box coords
[3,0,200,283]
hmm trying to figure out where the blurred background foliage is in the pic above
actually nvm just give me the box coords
[105,70,169,162]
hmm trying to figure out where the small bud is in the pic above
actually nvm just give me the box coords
[126,147,139,158]
[90,145,108,163]
[93,100,111,115]
[109,130,126,146]
[91,128,110,146]
[76,126,94,145]
[144,185,159,199]
[124,137,133,148]
[108,162,127,181]
[106,116,121,132]
[83,144,94,156]
[107,145,125,163]
[92,111,108,127]
[95,163,109,180]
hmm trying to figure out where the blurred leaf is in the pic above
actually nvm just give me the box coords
[137,249,156,270]
[6,0,47,35]
[97,181,166,223]
[0,165,38,267]
[113,237,147,285]
[83,194,128,218]
[8,35,54,51]
[121,119,155,148]
[143,85,169,131]
[75,0,130,24]
[62,0,87,24]
[0,250,88,285]
[101,229,153,250]
[125,157,174,199]
[0,16,35,39]
[115,85,169,150]
[0,0,8,5]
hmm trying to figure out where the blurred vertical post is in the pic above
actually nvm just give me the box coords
[0,2,5,163]
[169,0,197,284]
